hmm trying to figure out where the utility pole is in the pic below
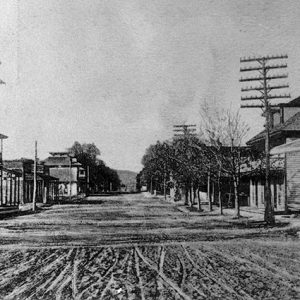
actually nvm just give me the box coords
[0,63,6,207]
[0,134,8,206]
[173,124,199,207]
[173,124,197,138]
[240,54,290,225]
[32,141,37,212]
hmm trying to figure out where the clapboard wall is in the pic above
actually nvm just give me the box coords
[286,152,300,209]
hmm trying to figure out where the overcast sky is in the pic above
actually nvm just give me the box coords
[1,0,300,171]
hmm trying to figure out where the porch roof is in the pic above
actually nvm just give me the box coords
[270,139,300,155]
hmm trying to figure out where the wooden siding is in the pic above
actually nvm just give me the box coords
[286,152,300,209]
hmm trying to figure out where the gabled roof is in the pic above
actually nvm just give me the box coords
[49,151,70,156]
[49,168,77,182]
[43,156,71,166]
[279,96,300,107]
[247,111,300,145]
[43,156,82,167]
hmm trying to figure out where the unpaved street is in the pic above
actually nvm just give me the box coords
[0,194,299,299]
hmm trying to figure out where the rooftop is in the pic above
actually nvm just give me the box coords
[49,152,71,157]
[49,168,78,182]
[43,156,82,167]
[247,111,300,145]
[279,95,300,107]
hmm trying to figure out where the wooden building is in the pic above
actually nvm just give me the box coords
[3,159,59,205]
[0,168,22,206]
[246,96,300,211]
[270,139,300,211]
[247,161,285,211]
[43,152,86,199]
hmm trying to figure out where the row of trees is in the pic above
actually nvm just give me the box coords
[139,105,258,218]
[68,141,121,193]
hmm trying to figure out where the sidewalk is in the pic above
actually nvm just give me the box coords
[149,192,300,226]
[0,202,50,219]
[0,206,19,216]
[174,203,265,219]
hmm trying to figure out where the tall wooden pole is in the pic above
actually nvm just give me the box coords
[32,141,37,212]
[173,124,197,206]
[262,59,274,223]
[163,163,167,200]
[240,54,289,225]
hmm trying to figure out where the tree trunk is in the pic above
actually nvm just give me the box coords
[185,187,189,206]
[208,172,212,211]
[197,188,202,211]
[233,178,240,218]
[189,186,193,207]
[163,178,166,201]
[218,170,223,215]
[219,188,222,215]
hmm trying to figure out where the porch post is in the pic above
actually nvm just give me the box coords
[13,175,17,205]
[249,178,253,206]
[284,153,288,213]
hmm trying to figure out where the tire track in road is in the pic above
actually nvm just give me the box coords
[0,250,26,272]
[243,249,300,281]
[177,253,186,289]
[99,274,114,300]
[205,243,300,299]
[202,243,299,283]
[134,248,146,300]
[156,246,165,299]
[44,249,76,299]
[78,247,119,299]
[0,243,299,299]
[24,249,73,299]
[72,248,79,300]
[27,250,72,299]
[76,247,107,296]
[0,249,69,299]
[194,244,297,299]
[135,246,191,300]
[182,245,251,300]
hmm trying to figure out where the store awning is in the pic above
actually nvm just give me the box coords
[270,139,300,155]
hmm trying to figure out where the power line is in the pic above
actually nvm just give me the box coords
[240,54,289,225]
[173,124,197,138]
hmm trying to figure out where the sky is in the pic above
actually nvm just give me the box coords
[1,0,300,172]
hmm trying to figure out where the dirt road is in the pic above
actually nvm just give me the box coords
[0,194,299,299]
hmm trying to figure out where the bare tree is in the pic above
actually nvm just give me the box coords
[200,102,249,217]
